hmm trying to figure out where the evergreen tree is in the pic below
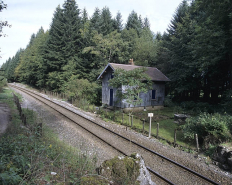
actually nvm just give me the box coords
[81,8,88,26]
[90,7,101,33]
[43,0,82,91]
[113,11,123,32]
[62,0,81,59]
[15,28,48,87]
[126,10,142,36]
[143,17,150,29]
[99,7,114,35]
[43,5,64,72]
[2,49,24,82]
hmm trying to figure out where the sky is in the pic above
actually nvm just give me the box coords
[0,0,183,66]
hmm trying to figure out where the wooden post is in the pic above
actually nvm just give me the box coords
[174,129,177,147]
[122,113,124,124]
[131,115,133,128]
[142,119,145,135]
[195,134,199,152]
[156,123,159,138]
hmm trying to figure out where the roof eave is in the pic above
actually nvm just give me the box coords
[97,63,115,80]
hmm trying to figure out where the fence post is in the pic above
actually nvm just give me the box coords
[195,134,199,152]
[174,129,177,147]
[156,123,159,138]
[131,115,133,128]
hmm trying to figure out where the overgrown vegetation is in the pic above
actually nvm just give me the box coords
[0,77,6,92]
[182,113,232,148]
[109,68,152,110]
[0,89,98,184]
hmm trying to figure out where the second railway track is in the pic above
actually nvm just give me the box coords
[9,84,231,185]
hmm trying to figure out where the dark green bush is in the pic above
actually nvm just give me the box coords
[182,112,232,145]
[65,76,101,104]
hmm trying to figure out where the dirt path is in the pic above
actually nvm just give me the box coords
[0,103,10,136]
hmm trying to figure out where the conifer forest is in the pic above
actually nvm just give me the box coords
[1,0,232,105]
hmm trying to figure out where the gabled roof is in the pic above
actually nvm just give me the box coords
[97,63,170,82]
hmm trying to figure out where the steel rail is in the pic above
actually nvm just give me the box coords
[9,84,220,185]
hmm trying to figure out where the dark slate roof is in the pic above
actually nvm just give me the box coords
[97,63,170,82]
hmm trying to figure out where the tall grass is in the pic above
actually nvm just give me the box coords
[0,88,98,184]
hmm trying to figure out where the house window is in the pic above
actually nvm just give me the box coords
[111,73,114,79]
[152,90,156,100]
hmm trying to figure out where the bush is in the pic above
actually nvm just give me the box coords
[65,76,101,104]
[0,78,7,92]
[164,96,175,107]
[182,112,232,146]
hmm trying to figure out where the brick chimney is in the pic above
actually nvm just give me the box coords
[129,58,134,65]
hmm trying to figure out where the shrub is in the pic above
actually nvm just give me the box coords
[65,76,101,104]
[164,96,175,107]
[182,112,232,146]
[0,78,7,92]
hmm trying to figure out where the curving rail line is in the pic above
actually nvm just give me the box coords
[9,84,222,185]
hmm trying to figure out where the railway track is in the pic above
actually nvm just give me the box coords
[9,84,229,185]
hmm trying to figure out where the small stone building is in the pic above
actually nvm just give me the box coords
[97,62,170,110]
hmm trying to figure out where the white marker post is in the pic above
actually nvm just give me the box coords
[148,113,153,138]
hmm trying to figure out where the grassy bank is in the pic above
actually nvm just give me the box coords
[0,88,98,184]
[99,107,195,149]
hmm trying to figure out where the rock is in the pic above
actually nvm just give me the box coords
[227,151,232,167]
[212,146,228,164]
[221,164,230,171]
[97,153,156,185]
[80,175,110,185]
[136,154,156,185]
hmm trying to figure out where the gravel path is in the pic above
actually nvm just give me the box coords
[10,83,232,184]
[11,86,120,166]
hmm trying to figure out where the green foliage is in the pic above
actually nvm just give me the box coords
[156,0,232,102]
[126,10,143,36]
[0,77,6,92]
[132,28,158,66]
[204,144,217,157]
[99,7,114,36]
[65,76,100,104]
[1,49,24,82]
[182,113,232,144]
[109,68,152,108]
[0,89,97,184]
[15,28,48,87]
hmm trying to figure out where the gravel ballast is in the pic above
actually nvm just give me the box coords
[10,83,232,184]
